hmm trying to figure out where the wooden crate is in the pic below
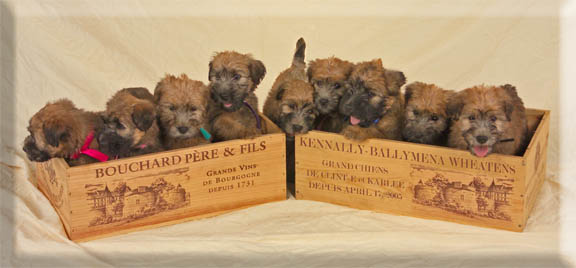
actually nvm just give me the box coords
[295,109,550,231]
[36,116,287,241]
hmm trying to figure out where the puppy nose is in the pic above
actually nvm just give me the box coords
[219,93,231,101]
[177,126,189,134]
[319,98,329,106]
[292,125,303,132]
[476,135,488,144]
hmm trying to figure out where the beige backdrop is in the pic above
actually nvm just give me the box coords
[1,0,568,266]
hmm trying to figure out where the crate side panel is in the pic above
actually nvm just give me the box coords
[523,110,550,225]
[65,134,286,240]
[36,158,73,234]
[295,131,526,231]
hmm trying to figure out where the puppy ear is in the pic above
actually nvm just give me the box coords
[43,123,69,147]
[384,69,406,96]
[447,92,464,121]
[208,61,214,81]
[125,87,154,101]
[501,84,519,121]
[153,81,164,104]
[132,103,155,131]
[306,66,314,82]
[249,60,266,87]
[276,85,286,100]
[404,83,417,103]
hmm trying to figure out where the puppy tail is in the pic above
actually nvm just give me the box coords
[292,37,306,68]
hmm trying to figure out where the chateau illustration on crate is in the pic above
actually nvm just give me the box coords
[412,167,513,221]
[86,178,190,226]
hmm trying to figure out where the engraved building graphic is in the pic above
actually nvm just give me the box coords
[86,178,190,226]
[413,173,513,221]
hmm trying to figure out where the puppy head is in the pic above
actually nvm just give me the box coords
[402,82,453,144]
[339,59,406,127]
[23,99,85,161]
[98,88,156,157]
[209,51,266,112]
[275,80,317,136]
[307,57,354,114]
[448,84,519,157]
[155,74,210,139]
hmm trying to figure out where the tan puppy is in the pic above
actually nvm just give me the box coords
[402,82,454,145]
[208,51,268,141]
[264,38,317,137]
[447,84,528,157]
[339,59,406,141]
[307,57,355,133]
[23,99,105,166]
[98,87,161,158]
[154,74,212,150]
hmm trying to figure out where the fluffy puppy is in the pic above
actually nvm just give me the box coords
[338,59,406,141]
[402,82,454,145]
[447,84,528,157]
[155,74,212,150]
[23,99,105,166]
[307,57,355,133]
[208,51,268,141]
[98,87,161,159]
[264,38,317,137]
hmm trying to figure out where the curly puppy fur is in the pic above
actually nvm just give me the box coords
[155,74,212,150]
[447,84,528,157]
[23,99,104,166]
[208,51,269,141]
[402,82,454,145]
[307,57,354,133]
[98,87,161,158]
[339,59,406,141]
[264,38,316,137]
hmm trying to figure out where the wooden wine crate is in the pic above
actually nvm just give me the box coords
[36,117,287,241]
[295,109,549,231]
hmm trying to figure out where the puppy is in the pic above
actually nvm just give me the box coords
[338,59,406,141]
[402,82,454,145]
[307,57,355,133]
[447,84,528,157]
[154,74,212,150]
[98,87,161,159]
[264,38,317,137]
[23,99,105,166]
[208,51,268,141]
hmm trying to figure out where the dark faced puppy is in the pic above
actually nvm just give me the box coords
[307,57,354,133]
[98,87,161,159]
[264,38,317,137]
[155,74,212,150]
[208,51,268,141]
[447,84,528,157]
[402,82,454,145]
[339,59,406,141]
[23,99,104,166]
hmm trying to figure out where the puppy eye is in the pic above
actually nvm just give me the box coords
[116,122,125,130]
[367,91,376,98]
[307,109,314,115]
[333,83,341,89]
[232,74,241,81]
[430,115,439,121]
[413,110,420,116]
[169,105,176,111]
[468,115,476,121]
[490,116,497,122]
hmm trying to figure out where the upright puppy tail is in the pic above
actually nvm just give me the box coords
[292,37,306,68]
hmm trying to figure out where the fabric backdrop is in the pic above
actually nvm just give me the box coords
[1,0,574,266]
